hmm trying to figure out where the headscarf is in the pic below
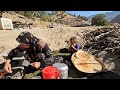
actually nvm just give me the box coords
[16,31,39,53]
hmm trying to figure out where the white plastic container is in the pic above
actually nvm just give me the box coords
[0,18,13,30]
[53,63,68,79]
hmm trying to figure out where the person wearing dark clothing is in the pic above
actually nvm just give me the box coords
[4,31,53,74]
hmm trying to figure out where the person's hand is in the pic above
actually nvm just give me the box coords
[39,40,46,49]
[71,45,77,51]
[31,62,41,69]
[4,60,12,73]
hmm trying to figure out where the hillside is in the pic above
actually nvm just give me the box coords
[50,11,90,27]
[110,14,120,23]
[1,11,90,29]
[88,11,120,21]
[2,12,52,29]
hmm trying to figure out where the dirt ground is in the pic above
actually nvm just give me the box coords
[1,26,120,79]
[0,26,109,63]
[0,26,102,51]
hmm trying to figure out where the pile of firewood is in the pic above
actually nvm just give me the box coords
[82,27,120,61]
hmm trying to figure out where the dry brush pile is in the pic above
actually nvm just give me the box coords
[81,27,120,74]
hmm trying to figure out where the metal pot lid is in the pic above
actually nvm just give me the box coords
[53,63,68,72]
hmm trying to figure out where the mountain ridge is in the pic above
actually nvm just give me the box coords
[87,11,120,21]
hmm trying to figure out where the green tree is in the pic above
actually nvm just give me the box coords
[23,11,34,19]
[32,11,39,17]
[39,11,53,22]
[77,15,88,21]
[74,14,76,17]
[77,15,81,18]
[92,14,109,26]
[14,11,53,22]
[39,11,47,20]
[81,16,88,21]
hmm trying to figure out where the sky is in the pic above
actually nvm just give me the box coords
[48,11,113,17]
[66,11,113,17]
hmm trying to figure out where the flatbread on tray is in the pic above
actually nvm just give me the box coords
[71,50,105,73]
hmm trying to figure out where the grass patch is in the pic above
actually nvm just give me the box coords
[52,50,70,56]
